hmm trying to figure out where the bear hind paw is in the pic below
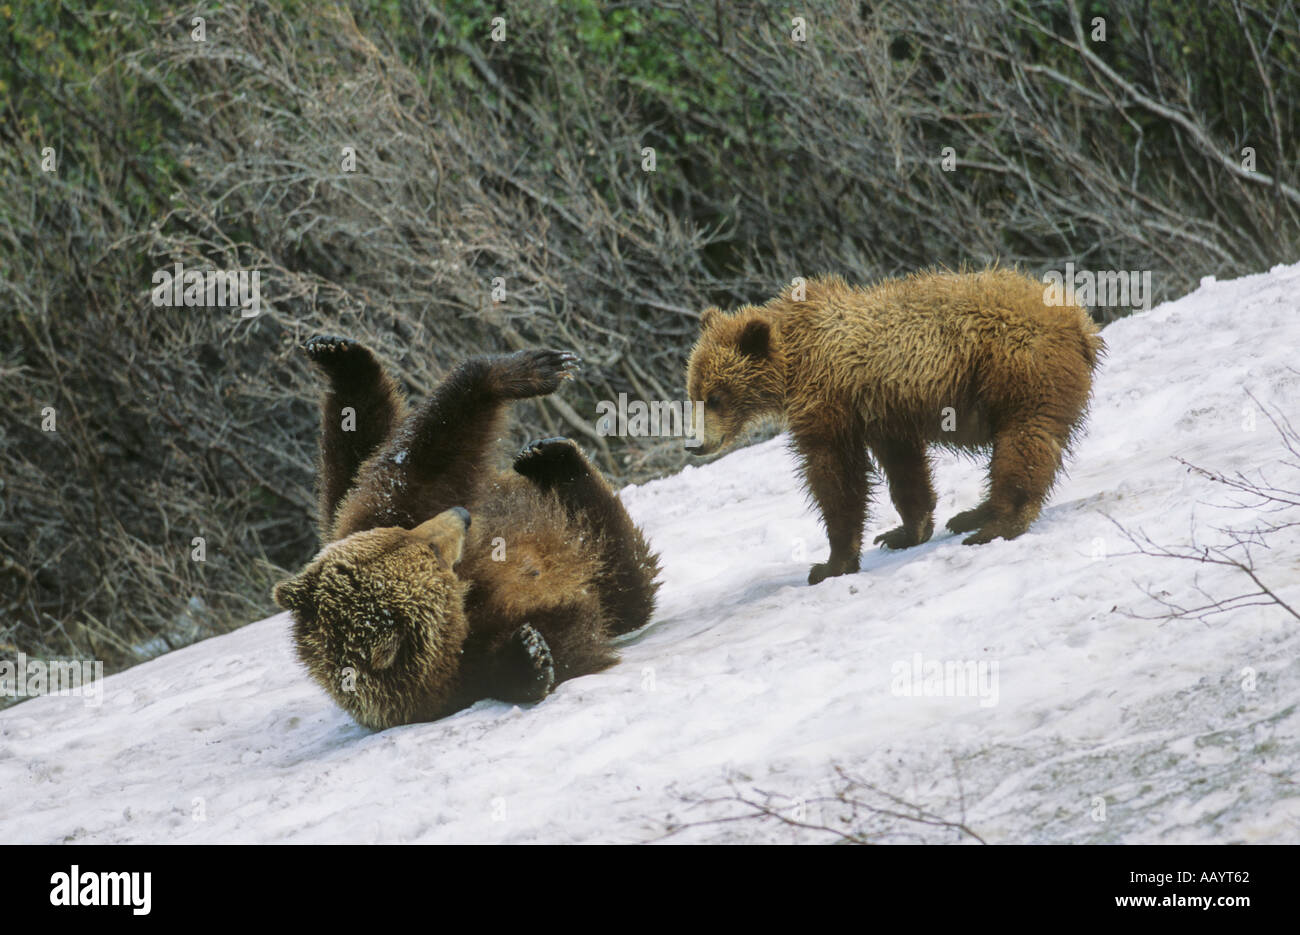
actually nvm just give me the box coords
[489,349,580,400]
[302,334,379,379]
[946,504,993,534]
[961,519,1027,545]
[808,555,860,586]
[873,519,934,550]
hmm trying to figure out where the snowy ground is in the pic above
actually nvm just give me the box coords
[4,265,1300,844]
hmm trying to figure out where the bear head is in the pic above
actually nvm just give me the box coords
[685,306,784,456]
[273,506,472,729]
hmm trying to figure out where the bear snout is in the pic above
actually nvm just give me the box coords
[411,508,470,566]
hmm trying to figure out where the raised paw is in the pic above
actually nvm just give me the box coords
[301,334,379,380]
[489,349,580,400]
[513,436,584,483]
[873,519,934,550]
[303,333,358,359]
[496,624,555,703]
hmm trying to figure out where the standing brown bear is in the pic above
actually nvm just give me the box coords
[685,268,1104,585]
[273,337,660,729]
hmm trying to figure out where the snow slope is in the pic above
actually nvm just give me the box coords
[5,265,1300,844]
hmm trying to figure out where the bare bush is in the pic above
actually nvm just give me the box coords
[1110,391,1300,624]
[2,0,1297,676]
[668,0,1299,312]
[658,764,986,844]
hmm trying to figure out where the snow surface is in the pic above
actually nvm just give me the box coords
[4,265,1300,844]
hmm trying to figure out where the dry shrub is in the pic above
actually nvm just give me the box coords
[1,0,1295,678]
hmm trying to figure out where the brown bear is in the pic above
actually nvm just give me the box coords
[273,337,660,729]
[685,268,1104,585]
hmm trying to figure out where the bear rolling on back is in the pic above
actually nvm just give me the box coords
[274,339,660,729]
[685,268,1104,585]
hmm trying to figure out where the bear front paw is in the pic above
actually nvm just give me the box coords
[513,436,584,483]
[490,349,580,400]
[495,624,555,703]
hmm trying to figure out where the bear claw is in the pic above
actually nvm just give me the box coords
[961,519,1028,545]
[302,334,358,357]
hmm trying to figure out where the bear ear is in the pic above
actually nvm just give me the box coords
[273,569,316,612]
[736,319,770,360]
[699,307,723,331]
[370,629,404,670]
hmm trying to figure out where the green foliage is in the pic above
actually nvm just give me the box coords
[0,2,184,221]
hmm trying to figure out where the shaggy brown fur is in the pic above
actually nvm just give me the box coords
[274,338,660,729]
[685,268,1104,585]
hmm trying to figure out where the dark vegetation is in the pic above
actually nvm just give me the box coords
[2,0,1297,675]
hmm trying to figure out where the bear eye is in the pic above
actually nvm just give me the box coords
[706,393,723,409]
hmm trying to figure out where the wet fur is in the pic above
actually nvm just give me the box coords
[685,268,1104,584]
[276,338,660,728]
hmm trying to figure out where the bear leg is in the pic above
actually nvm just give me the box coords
[514,437,660,634]
[792,418,869,585]
[302,335,409,532]
[330,350,579,537]
[399,350,579,488]
[871,437,937,549]
[964,417,1067,544]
